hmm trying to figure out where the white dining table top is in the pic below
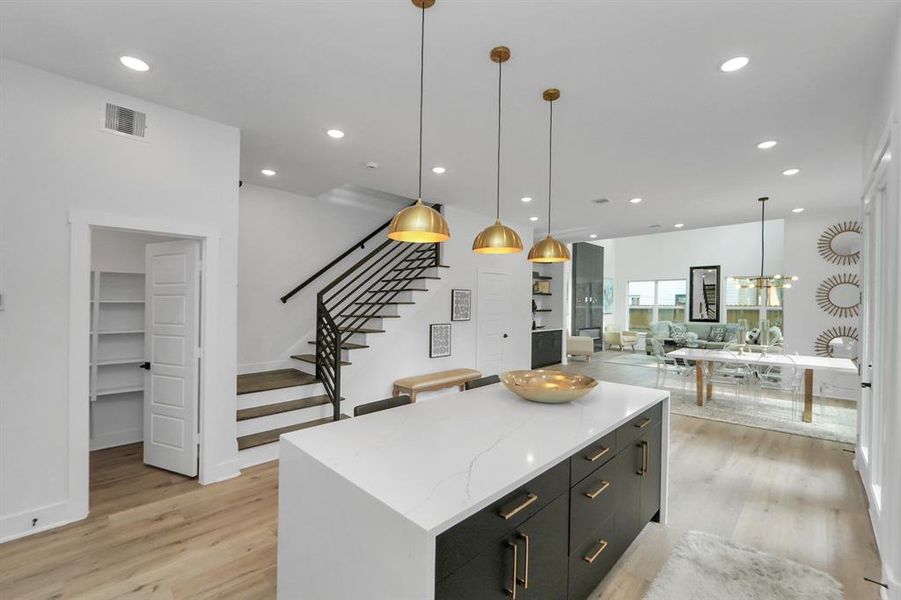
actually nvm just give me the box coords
[666,347,858,374]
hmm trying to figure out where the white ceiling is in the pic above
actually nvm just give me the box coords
[1,1,898,239]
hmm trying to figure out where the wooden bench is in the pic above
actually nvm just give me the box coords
[392,368,482,402]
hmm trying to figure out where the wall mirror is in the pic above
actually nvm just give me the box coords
[689,265,720,322]
[817,221,862,265]
[815,273,861,318]
[814,325,859,363]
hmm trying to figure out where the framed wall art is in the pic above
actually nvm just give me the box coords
[451,289,472,321]
[429,323,452,358]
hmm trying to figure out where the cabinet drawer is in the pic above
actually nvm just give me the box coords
[569,451,623,552]
[570,430,616,485]
[616,402,662,452]
[568,516,622,600]
[435,459,569,582]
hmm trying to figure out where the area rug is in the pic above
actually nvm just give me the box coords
[603,353,658,368]
[644,531,844,600]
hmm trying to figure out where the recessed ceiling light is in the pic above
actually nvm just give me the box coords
[674,223,685,228]
[521,196,532,203]
[529,216,539,222]
[260,169,276,176]
[782,168,800,176]
[119,56,150,72]
[720,56,749,72]
[326,129,345,139]
[629,197,643,204]
[757,140,778,150]
[589,234,598,239]
[792,207,805,213]
[431,166,446,174]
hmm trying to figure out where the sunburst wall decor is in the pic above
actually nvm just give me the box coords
[814,325,858,360]
[815,273,861,318]
[817,220,862,265]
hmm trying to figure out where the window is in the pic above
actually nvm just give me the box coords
[725,278,785,333]
[627,279,687,331]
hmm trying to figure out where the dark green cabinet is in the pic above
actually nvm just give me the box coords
[436,494,569,600]
[435,401,664,600]
[531,330,562,368]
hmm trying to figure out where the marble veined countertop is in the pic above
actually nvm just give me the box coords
[281,380,669,535]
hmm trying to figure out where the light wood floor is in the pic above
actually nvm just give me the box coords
[0,355,881,599]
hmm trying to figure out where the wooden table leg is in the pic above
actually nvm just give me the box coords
[803,369,814,423]
[696,361,705,406]
[706,378,713,401]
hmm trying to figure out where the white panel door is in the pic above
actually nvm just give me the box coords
[477,271,511,376]
[143,239,200,476]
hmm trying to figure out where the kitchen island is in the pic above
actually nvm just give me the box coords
[277,380,670,599]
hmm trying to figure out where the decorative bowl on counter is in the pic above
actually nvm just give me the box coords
[500,370,599,404]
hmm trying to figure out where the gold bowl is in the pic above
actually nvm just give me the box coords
[500,370,598,404]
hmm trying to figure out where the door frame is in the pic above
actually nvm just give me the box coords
[68,210,223,521]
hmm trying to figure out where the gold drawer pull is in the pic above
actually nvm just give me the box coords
[637,440,649,476]
[635,417,652,429]
[583,539,609,564]
[585,446,610,462]
[505,541,518,598]
[517,533,530,589]
[499,493,538,520]
[584,480,610,500]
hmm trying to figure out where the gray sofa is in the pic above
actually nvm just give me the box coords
[646,321,784,354]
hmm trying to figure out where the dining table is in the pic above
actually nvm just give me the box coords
[666,348,858,423]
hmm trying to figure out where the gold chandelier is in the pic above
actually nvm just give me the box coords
[528,88,571,263]
[729,197,798,291]
[388,0,450,244]
[472,46,523,254]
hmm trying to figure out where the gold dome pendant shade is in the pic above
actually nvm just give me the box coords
[473,46,523,254]
[528,88,570,263]
[389,0,450,244]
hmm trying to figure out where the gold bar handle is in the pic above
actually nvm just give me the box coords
[584,480,611,500]
[585,446,610,462]
[499,493,538,520]
[583,539,609,564]
[505,541,518,598]
[637,441,648,476]
[644,440,650,476]
[635,417,652,429]
[517,533,530,589]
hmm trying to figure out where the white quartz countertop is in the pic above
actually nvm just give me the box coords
[282,380,669,535]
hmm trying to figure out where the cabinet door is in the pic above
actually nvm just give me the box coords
[616,439,643,547]
[436,494,569,600]
[639,422,662,525]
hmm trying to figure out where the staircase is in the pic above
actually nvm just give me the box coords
[702,283,717,318]
[235,205,447,469]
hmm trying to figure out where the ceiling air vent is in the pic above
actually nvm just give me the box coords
[104,103,146,138]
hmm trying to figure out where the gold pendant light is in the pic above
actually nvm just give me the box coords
[388,0,450,243]
[528,88,571,263]
[472,46,523,254]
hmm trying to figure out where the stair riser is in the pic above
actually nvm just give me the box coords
[380,277,433,287]
[361,290,416,302]
[345,332,371,345]
[238,442,280,470]
[348,304,400,317]
[237,404,335,437]
[396,267,444,278]
[237,383,326,410]
[338,315,386,328]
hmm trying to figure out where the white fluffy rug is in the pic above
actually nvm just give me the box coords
[644,531,844,600]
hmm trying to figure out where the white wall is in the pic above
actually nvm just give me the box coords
[91,229,171,273]
[0,60,240,542]
[606,220,785,330]
[860,7,901,598]
[783,209,860,399]
[237,184,397,372]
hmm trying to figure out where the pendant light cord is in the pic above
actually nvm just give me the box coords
[760,198,765,278]
[495,60,502,219]
[417,4,425,200]
[547,99,554,234]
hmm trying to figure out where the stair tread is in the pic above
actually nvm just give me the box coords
[237,369,319,395]
[307,340,369,350]
[237,394,342,421]
[339,314,401,318]
[369,288,428,293]
[291,353,352,366]
[393,265,450,271]
[339,327,385,334]
[237,414,349,450]
[382,276,441,281]
[354,301,415,305]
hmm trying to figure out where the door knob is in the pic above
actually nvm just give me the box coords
[139,362,151,370]
[503,333,509,338]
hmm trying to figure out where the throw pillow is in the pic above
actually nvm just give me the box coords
[768,326,784,345]
[670,323,687,338]
[709,325,726,342]
[724,324,741,343]
[746,328,760,345]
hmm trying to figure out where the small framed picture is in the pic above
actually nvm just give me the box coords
[429,323,452,358]
[451,288,472,321]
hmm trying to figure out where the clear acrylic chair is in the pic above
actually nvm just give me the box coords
[753,352,802,420]
[650,337,694,392]
[702,349,754,410]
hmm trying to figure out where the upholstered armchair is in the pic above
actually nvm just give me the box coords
[604,327,639,351]
[567,330,594,362]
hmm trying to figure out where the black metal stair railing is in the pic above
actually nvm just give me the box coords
[308,205,443,421]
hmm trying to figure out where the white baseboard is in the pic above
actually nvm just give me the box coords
[0,500,84,544]
[90,428,142,451]
[200,457,240,485]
